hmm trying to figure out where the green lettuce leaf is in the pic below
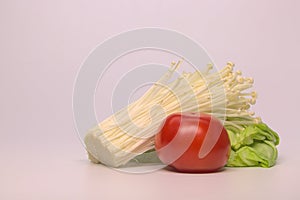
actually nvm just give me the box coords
[132,149,162,163]
[226,123,279,167]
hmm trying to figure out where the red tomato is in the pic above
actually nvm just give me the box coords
[155,113,230,173]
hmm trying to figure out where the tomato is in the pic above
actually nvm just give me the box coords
[155,113,230,173]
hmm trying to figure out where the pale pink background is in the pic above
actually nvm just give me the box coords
[1,0,300,199]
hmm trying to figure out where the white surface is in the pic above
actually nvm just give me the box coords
[0,138,299,199]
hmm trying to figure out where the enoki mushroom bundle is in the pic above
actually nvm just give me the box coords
[84,61,259,167]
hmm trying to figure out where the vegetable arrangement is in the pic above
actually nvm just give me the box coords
[84,61,279,171]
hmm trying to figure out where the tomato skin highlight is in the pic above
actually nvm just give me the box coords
[155,113,231,173]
